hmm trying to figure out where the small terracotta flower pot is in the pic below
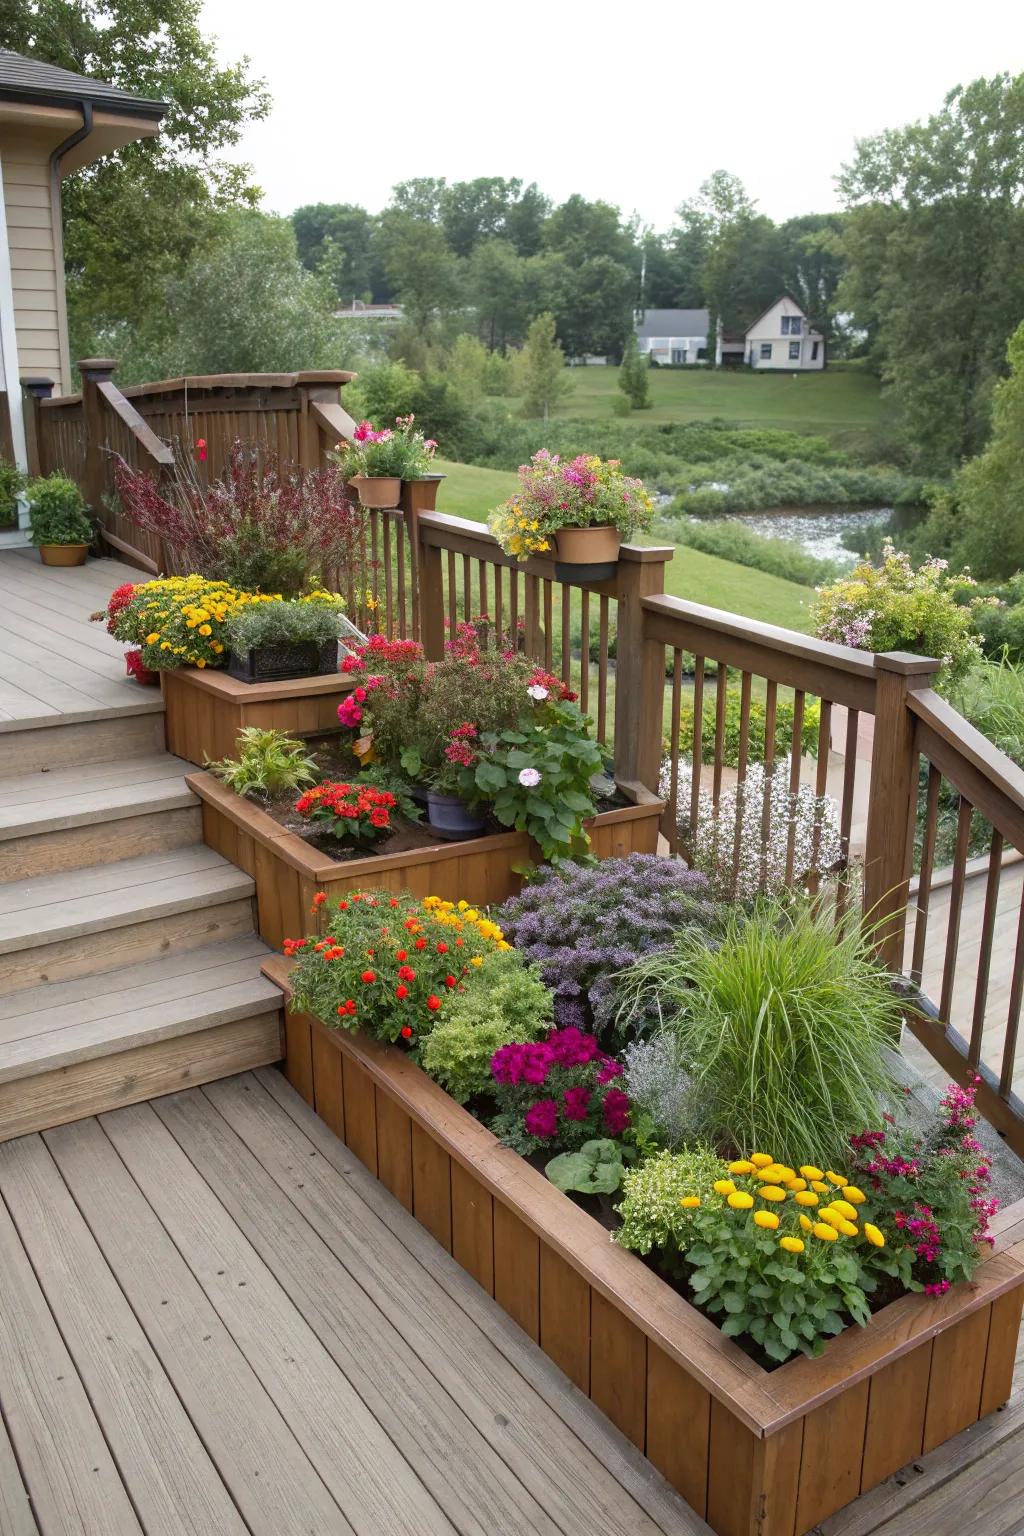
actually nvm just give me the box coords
[400,474,447,514]
[553,525,621,583]
[352,475,402,509]
[39,543,88,567]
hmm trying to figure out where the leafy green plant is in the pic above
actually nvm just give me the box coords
[353,764,423,823]
[26,474,92,546]
[420,949,552,1102]
[0,459,24,528]
[614,1146,728,1255]
[224,593,345,655]
[206,726,318,799]
[546,1139,631,1195]
[611,901,900,1167]
[675,689,820,768]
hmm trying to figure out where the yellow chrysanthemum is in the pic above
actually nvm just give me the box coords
[835,1218,859,1237]
[750,1153,774,1169]
[830,1200,859,1221]
[825,1171,846,1186]
[679,1196,701,1209]
[728,1160,755,1175]
[754,1210,779,1230]
[787,1178,808,1193]
[800,1165,824,1181]
[811,1180,829,1194]
[842,1186,866,1205]
[759,1186,787,1202]
[794,1191,819,1207]
[864,1223,885,1248]
[713,1179,736,1197]
[772,1166,796,1182]
[727,1191,754,1210]
[798,1214,814,1233]
[470,956,484,967]
[779,1237,805,1254]
[812,1222,839,1242]
[198,624,212,637]
[819,1209,846,1230]
[145,632,160,644]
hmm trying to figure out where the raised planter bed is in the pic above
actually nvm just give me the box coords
[262,953,1024,1536]
[188,770,664,948]
[163,666,357,766]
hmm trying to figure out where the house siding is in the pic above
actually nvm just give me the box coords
[746,297,824,372]
[0,134,69,390]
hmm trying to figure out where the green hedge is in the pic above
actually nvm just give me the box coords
[674,688,821,767]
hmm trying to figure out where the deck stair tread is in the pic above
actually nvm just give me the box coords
[0,845,253,954]
[0,939,279,1083]
[0,753,195,839]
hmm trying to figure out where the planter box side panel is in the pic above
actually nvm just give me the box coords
[163,668,352,767]
[164,671,236,764]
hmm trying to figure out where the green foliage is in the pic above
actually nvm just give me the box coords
[676,689,820,768]
[26,475,92,545]
[352,765,423,824]
[224,596,344,655]
[673,520,839,586]
[420,950,552,1102]
[950,656,1024,766]
[612,902,901,1167]
[617,332,651,410]
[614,1147,728,1256]
[0,460,24,528]
[291,203,382,303]
[546,1139,630,1195]
[206,727,318,799]
[513,313,573,420]
[348,361,483,462]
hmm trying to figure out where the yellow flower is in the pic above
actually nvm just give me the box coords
[728,1160,755,1175]
[679,1196,701,1209]
[864,1223,885,1249]
[712,1179,736,1197]
[759,1186,787,1202]
[727,1191,754,1210]
[825,1171,846,1186]
[812,1222,839,1242]
[755,1164,787,1181]
[470,955,483,967]
[794,1191,819,1207]
[750,1153,774,1168]
[772,1166,796,1182]
[842,1186,866,1205]
[819,1209,845,1230]
[798,1214,814,1233]
[145,632,160,644]
[835,1218,859,1237]
[811,1180,829,1194]
[787,1178,808,1192]
[754,1210,779,1230]
[198,624,212,637]
[830,1200,859,1221]
[800,1165,824,1181]
[779,1237,805,1254]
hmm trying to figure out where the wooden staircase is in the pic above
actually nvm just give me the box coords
[0,709,284,1142]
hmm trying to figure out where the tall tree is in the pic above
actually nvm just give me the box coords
[514,312,571,421]
[777,214,848,341]
[618,332,651,409]
[376,209,461,333]
[467,238,529,349]
[943,319,1024,578]
[291,203,383,303]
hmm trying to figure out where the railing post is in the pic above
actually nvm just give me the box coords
[77,358,117,519]
[863,651,941,970]
[20,376,53,478]
[420,536,445,659]
[613,547,673,793]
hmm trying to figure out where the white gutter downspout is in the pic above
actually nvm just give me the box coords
[0,148,28,472]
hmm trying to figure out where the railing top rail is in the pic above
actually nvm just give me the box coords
[116,370,357,399]
[97,379,175,467]
[40,392,82,408]
[418,508,673,576]
[910,687,1024,819]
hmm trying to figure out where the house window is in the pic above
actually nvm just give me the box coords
[789,341,800,361]
[760,343,772,360]
[811,341,820,361]
[781,316,803,336]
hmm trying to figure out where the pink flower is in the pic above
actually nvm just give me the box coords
[562,1086,591,1122]
[524,1099,558,1140]
[353,420,375,442]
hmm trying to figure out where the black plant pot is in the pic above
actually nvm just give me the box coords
[227,637,338,685]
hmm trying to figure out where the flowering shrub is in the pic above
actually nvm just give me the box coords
[420,949,552,1102]
[286,891,511,1051]
[107,577,279,669]
[614,1147,728,1255]
[489,1027,631,1154]
[850,1078,998,1296]
[812,539,982,685]
[335,416,438,480]
[497,855,720,1035]
[660,759,845,900]
[488,450,654,560]
[295,782,397,848]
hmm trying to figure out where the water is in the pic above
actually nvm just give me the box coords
[725,504,924,566]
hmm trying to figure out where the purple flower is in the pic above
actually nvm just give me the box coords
[602,1087,631,1135]
[563,1086,591,1122]
[524,1099,558,1140]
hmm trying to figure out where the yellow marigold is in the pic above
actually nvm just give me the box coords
[835,1218,859,1237]
[830,1200,858,1221]
[755,1165,787,1181]
[812,1222,839,1242]
[842,1186,866,1205]
[825,1171,846,1186]
[800,1165,824,1181]
[727,1159,754,1174]
[811,1180,829,1194]
[750,1153,774,1168]
[772,1166,796,1182]
[759,1186,787,1202]
[712,1179,736,1197]
[864,1223,885,1248]
[198,624,212,637]
[787,1177,808,1192]
[754,1210,779,1230]
[779,1236,805,1254]
[798,1214,814,1233]
[727,1191,754,1210]
[470,956,484,967]
[818,1208,845,1230]
[679,1196,701,1209]
[794,1191,819,1207]
[145,632,160,644]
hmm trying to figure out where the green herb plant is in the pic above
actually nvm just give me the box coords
[206,726,319,799]
[224,594,345,656]
[420,949,552,1102]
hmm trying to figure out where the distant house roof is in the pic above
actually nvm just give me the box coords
[744,293,822,337]
[634,308,709,337]
[0,49,166,119]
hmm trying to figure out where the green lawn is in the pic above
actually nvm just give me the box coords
[433,458,813,633]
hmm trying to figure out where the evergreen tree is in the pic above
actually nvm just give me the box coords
[514,313,571,422]
[618,332,651,410]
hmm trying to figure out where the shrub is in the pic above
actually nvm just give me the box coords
[496,855,722,1036]
[670,518,840,587]
[207,727,318,799]
[952,654,1024,765]
[675,688,820,769]
[26,474,92,546]
[294,780,397,847]
[622,1033,697,1152]
[614,1147,728,1256]
[335,415,438,480]
[108,577,280,670]
[224,593,345,656]
[0,459,24,528]
[114,442,369,595]
[610,901,901,1166]
[488,450,654,560]
[970,574,1024,662]
[285,891,511,1051]
[489,1026,631,1156]
[812,539,982,686]
[420,949,552,1103]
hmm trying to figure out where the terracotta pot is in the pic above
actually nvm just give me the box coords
[352,475,402,509]
[400,474,447,514]
[39,543,88,567]
[553,524,621,583]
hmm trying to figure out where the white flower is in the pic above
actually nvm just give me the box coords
[527,684,549,701]
[518,767,542,787]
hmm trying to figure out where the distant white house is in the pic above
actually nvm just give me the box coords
[334,300,403,321]
[633,296,825,370]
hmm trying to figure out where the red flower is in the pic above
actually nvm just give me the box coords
[415,938,427,950]
[436,941,448,954]
[195,437,207,462]
[400,1025,413,1039]
[312,891,327,908]
[344,999,357,1015]
[389,898,400,908]
[395,984,409,1000]
[361,969,376,984]
[397,964,416,981]
[426,995,441,1011]
[396,949,407,961]
[444,975,457,988]
[338,899,349,910]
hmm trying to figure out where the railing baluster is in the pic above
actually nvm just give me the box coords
[597,596,609,744]
[560,584,572,687]
[579,591,590,715]
[969,828,1004,1068]
[731,672,753,895]
[665,648,683,856]
[939,795,975,1022]
[910,763,941,985]
[493,564,504,649]
[690,656,705,843]
[478,560,488,627]
[999,881,1024,1098]
[382,516,394,639]
[784,689,805,886]
[760,679,778,894]
[543,580,554,671]
[807,698,832,896]
[369,512,381,631]
[510,567,520,647]
[396,524,408,638]
[446,550,457,639]
[712,664,728,808]
[462,553,472,622]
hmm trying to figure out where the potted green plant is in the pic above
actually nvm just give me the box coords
[224,593,346,684]
[26,473,93,566]
[0,458,25,531]
[488,451,654,581]
[336,416,439,509]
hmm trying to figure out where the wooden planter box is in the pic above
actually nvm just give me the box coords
[262,955,1024,1536]
[163,666,357,765]
[188,770,665,949]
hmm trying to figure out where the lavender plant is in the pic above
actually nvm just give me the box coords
[623,1034,698,1151]
[496,855,722,1040]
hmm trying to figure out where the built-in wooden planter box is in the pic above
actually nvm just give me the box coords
[263,953,1024,1536]
[163,666,357,765]
[188,770,664,948]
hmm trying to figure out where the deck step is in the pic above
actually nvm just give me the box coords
[0,939,283,1140]
[0,709,166,776]
[0,845,257,993]
[0,753,200,881]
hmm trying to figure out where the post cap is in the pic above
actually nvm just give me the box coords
[77,357,118,378]
[874,650,942,677]
[20,376,54,397]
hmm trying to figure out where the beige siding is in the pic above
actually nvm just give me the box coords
[0,136,69,388]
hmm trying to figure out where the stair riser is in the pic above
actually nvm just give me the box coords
[0,1011,283,1142]
[0,897,257,994]
[0,713,166,777]
[0,807,201,883]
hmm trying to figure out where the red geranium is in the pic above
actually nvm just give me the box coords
[295,781,396,849]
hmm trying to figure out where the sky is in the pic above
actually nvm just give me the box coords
[199,0,1024,231]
